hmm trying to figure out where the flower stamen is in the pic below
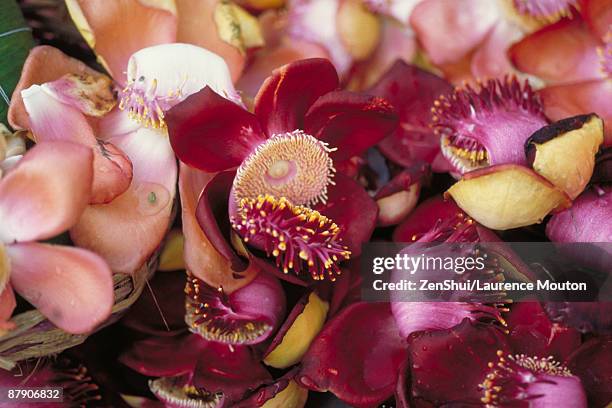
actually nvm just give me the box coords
[119,76,184,129]
[232,195,350,281]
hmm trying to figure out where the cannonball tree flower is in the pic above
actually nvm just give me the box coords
[401,319,588,407]
[410,0,579,81]
[445,113,605,230]
[9,42,241,274]
[509,0,612,144]
[0,141,113,334]
[167,58,397,283]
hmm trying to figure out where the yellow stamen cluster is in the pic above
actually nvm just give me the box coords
[149,377,222,408]
[233,130,336,206]
[232,195,350,281]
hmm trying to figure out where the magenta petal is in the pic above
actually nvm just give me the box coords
[407,319,509,405]
[254,58,339,136]
[297,302,407,408]
[304,90,398,161]
[120,334,205,377]
[193,342,272,403]
[7,243,113,334]
[167,87,265,172]
[567,336,612,407]
[314,173,378,256]
[368,61,452,170]
[0,142,92,243]
[393,195,463,242]
[505,301,581,361]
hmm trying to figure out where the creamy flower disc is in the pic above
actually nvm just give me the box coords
[233,130,336,206]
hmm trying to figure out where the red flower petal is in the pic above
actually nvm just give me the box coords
[304,90,398,161]
[297,302,407,408]
[193,343,272,403]
[121,270,188,336]
[407,319,509,405]
[509,17,604,84]
[539,79,612,145]
[0,142,92,243]
[254,58,339,136]
[314,173,378,256]
[7,243,113,334]
[120,334,205,377]
[567,336,612,407]
[167,87,265,172]
[368,61,452,170]
[506,301,581,361]
[393,195,463,242]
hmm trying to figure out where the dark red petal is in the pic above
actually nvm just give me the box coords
[234,368,304,408]
[506,301,581,361]
[297,302,407,408]
[407,319,509,405]
[193,343,272,403]
[393,195,464,242]
[196,171,248,271]
[509,17,604,84]
[368,61,453,170]
[120,270,188,336]
[566,336,612,408]
[314,173,378,256]
[119,334,205,377]
[167,87,265,172]
[304,91,398,161]
[545,302,612,334]
[253,58,339,136]
[580,0,612,40]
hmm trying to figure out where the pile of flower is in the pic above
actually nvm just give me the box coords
[0,0,610,407]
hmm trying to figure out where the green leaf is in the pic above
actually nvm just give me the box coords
[0,0,34,126]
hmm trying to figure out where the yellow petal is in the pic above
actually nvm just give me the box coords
[529,114,604,200]
[158,229,185,271]
[0,243,10,295]
[264,292,328,369]
[214,0,264,54]
[261,380,308,408]
[446,164,570,230]
[337,0,381,60]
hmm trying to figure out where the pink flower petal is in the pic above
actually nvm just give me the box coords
[70,128,177,273]
[21,85,133,204]
[580,0,612,40]
[509,17,604,84]
[167,87,266,172]
[176,0,247,82]
[471,20,523,79]
[304,90,398,161]
[0,142,92,243]
[7,242,113,334]
[179,164,258,293]
[539,79,612,145]
[410,0,500,65]
[68,0,177,84]
[0,285,16,332]
[254,58,339,136]
[8,46,106,130]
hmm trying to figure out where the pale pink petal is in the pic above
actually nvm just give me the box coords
[288,0,353,76]
[8,46,106,130]
[122,43,241,109]
[98,109,141,140]
[21,85,133,204]
[0,142,92,243]
[176,0,247,82]
[7,243,113,334]
[69,0,177,84]
[539,79,612,145]
[410,0,500,65]
[70,128,177,274]
[365,0,423,23]
[471,20,523,79]
[178,163,258,293]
